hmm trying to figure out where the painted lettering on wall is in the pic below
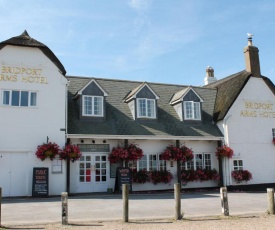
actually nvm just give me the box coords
[0,66,48,84]
[240,101,275,118]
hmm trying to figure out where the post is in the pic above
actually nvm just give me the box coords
[174,183,182,220]
[0,187,2,227]
[61,192,68,225]
[220,187,229,216]
[267,188,275,214]
[122,184,129,222]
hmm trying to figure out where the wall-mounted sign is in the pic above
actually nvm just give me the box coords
[0,65,48,84]
[240,101,275,118]
[32,167,49,197]
[78,144,110,152]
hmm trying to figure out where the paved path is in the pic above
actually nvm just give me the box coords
[1,191,268,225]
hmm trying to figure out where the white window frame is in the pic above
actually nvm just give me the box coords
[183,101,201,120]
[129,154,166,171]
[137,98,156,118]
[82,95,103,117]
[2,90,37,107]
[181,153,211,170]
[233,159,243,171]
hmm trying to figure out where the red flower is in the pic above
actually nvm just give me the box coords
[150,170,173,185]
[181,169,220,184]
[35,142,60,161]
[215,145,234,160]
[231,170,252,183]
[160,145,193,162]
[132,169,150,183]
[60,144,82,162]
[108,144,143,163]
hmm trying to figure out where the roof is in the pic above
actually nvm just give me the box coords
[67,76,223,139]
[0,30,66,75]
[204,70,252,121]
[170,86,204,105]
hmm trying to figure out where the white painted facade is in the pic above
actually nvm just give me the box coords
[217,77,275,186]
[69,138,219,193]
[0,45,67,197]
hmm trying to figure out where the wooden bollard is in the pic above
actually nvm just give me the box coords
[267,188,275,214]
[61,192,68,225]
[122,184,129,222]
[220,187,229,216]
[174,183,182,220]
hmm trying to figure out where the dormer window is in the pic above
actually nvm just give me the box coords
[74,79,108,120]
[170,87,203,121]
[124,82,159,120]
[137,98,156,118]
[82,95,103,116]
[184,101,201,120]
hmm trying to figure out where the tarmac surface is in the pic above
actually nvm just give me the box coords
[0,191,269,226]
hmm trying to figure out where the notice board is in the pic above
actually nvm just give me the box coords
[114,167,132,192]
[32,167,49,197]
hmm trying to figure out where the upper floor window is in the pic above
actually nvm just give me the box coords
[184,101,201,120]
[82,95,103,116]
[137,98,156,118]
[2,90,37,107]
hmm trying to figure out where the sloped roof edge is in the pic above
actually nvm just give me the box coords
[0,30,66,75]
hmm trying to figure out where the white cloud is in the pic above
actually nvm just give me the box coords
[128,0,151,11]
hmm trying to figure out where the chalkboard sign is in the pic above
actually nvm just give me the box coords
[32,167,49,197]
[115,167,132,192]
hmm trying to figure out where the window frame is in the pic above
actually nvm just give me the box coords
[82,95,104,117]
[137,98,156,118]
[233,159,243,171]
[181,153,212,170]
[272,128,275,139]
[2,90,37,107]
[183,101,201,120]
[128,153,166,171]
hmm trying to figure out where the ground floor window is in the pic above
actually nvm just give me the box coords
[128,154,166,171]
[181,153,212,170]
[233,159,243,171]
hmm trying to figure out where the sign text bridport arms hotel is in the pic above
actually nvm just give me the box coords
[240,101,275,118]
[0,65,48,84]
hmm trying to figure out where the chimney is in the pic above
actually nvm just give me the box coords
[244,34,261,77]
[204,66,217,85]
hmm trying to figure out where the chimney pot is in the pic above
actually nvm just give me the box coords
[204,66,217,85]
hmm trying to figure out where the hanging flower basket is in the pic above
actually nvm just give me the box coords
[108,144,143,163]
[231,170,252,183]
[160,145,193,162]
[149,170,173,185]
[60,144,82,162]
[215,145,234,160]
[35,142,60,161]
[181,169,220,185]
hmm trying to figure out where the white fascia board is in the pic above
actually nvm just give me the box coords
[66,134,223,141]
[76,79,109,97]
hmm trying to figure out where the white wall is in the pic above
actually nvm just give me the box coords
[0,45,67,196]
[218,77,275,185]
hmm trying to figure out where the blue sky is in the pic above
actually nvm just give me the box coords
[1,0,275,86]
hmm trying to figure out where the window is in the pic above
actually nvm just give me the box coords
[181,153,211,170]
[137,98,156,118]
[233,160,243,171]
[184,101,201,120]
[272,129,275,139]
[2,90,37,107]
[52,158,62,173]
[129,154,166,171]
[82,95,103,116]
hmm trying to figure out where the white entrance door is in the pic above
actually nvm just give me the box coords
[77,153,108,193]
[0,152,28,197]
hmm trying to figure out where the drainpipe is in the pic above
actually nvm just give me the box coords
[223,115,232,186]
